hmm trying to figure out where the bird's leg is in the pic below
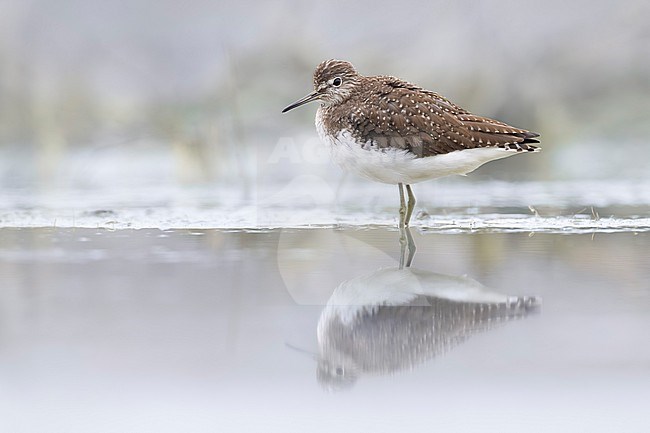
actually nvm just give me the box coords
[398,183,407,268]
[405,226,416,268]
[405,184,416,227]
[398,226,416,268]
[398,225,407,269]
[398,183,406,228]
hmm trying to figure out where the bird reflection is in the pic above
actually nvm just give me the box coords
[315,227,540,391]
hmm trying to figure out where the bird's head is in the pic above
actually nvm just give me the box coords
[316,357,359,392]
[282,59,360,113]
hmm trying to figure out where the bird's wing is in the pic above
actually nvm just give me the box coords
[349,77,539,158]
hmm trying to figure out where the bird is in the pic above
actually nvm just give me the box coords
[315,265,541,391]
[282,59,540,227]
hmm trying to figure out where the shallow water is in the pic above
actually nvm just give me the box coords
[2,179,650,231]
[1,227,648,432]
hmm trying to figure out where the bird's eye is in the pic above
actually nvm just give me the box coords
[335,367,344,376]
[332,77,342,87]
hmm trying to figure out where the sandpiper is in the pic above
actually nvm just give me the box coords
[316,265,540,390]
[282,59,540,227]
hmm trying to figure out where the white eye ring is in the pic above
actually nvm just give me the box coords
[332,77,342,87]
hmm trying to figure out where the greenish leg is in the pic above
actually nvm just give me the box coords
[405,226,416,267]
[398,226,417,269]
[405,184,416,227]
[398,226,406,269]
[398,183,407,228]
[398,184,418,268]
[398,183,407,268]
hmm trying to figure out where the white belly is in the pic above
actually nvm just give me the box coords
[315,111,527,185]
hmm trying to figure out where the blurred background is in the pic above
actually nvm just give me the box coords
[1,0,649,222]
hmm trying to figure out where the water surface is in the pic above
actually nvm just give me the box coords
[0,227,648,432]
